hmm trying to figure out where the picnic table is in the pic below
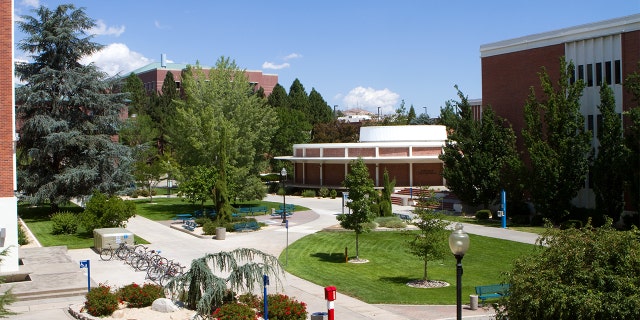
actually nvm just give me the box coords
[173,213,193,223]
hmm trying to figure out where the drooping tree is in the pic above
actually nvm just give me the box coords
[522,59,591,222]
[439,87,520,209]
[15,4,132,211]
[592,82,627,222]
[338,158,376,260]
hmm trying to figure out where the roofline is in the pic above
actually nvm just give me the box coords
[480,14,640,57]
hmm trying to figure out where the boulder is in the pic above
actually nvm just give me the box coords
[151,298,180,313]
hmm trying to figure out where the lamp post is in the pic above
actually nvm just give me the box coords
[449,223,470,320]
[280,168,287,223]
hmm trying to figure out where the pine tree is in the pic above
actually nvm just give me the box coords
[308,88,332,124]
[15,4,132,210]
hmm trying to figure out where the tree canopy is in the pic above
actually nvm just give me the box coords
[15,4,132,210]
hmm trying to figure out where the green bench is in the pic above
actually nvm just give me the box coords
[475,284,510,305]
[233,221,260,232]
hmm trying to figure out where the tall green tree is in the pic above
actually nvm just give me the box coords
[122,72,148,115]
[407,188,450,281]
[592,82,627,222]
[15,4,132,211]
[267,83,289,109]
[337,158,376,260]
[288,78,310,116]
[379,169,395,217]
[311,120,361,143]
[407,105,417,124]
[522,59,591,222]
[624,64,640,215]
[439,87,520,209]
[148,72,178,155]
[171,58,276,207]
[308,88,333,124]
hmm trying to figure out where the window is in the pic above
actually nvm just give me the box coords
[597,114,603,136]
[587,64,593,87]
[588,114,594,137]
[614,60,621,84]
[596,62,602,86]
[578,65,584,81]
[605,61,612,85]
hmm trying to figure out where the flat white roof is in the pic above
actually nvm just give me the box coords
[480,14,640,57]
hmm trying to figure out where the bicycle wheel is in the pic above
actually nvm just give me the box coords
[115,245,130,260]
[99,248,113,261]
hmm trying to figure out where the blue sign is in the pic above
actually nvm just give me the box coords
[79,260,89,268]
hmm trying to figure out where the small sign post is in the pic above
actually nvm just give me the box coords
[79,259,90,292]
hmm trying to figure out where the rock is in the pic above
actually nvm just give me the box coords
[111,309,126,318]
[151,298,180,313]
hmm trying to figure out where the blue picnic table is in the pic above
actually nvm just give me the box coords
[173,213,193,223]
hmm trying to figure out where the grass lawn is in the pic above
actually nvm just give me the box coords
[282,230,536,305]
[441,215,547,235]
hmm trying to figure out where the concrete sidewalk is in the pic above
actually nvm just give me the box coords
[8,194,537,319]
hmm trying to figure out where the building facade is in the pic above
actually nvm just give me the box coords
[132,54,278,96]
[481,14,640,208]
[1,0,19,272]
[278,125,447,189]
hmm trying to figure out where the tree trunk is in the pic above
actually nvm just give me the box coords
[355,232,359,260]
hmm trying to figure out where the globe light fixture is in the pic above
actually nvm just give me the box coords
[449,223,470,320]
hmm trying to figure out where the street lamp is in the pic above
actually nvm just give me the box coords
[280,168,287,223]
[449,223,470,320]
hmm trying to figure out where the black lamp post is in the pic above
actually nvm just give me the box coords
[449,223,470,320]
[280,168,287,223]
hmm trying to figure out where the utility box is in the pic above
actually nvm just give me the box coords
[93,228,134,253]
[310,312,328,320]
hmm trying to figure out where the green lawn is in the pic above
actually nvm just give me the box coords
[441,215,547,235]
[282,230,536,305]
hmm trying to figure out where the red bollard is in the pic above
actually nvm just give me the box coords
[324,286,336,320]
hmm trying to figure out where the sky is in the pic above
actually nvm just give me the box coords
[12,0,640,116]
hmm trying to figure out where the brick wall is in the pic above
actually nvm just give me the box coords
[379,147,408,157]
[0,0,13,197]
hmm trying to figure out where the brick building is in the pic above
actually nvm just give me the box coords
[278,125,447,189]
[481,14,640,208]
[0,0,19,272]
[133,54,278,96]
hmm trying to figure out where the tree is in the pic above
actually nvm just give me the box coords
[148,72,178,156]
[122,72,148,115]
[592,82,627,222]
[288,79,310,117]
[79,191,136,232]
[522,59,591,222]
[15,4,132,211]
[439,87,520,209]
[337,158,376,260]
[378,169,395,217]
[177,166,216,209]
[384,99,409,125]
[311,120,361,143]
[407,188,450,281]
[624,64,640,215]
[266,83,289,109]
[132,152,169,203]
[407,105,417,124]
[495,220,640,320]
[308,88,333,124]
[166,248,284,316]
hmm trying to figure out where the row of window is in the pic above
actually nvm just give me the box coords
[585,113,622,138]
[571,60,622,87]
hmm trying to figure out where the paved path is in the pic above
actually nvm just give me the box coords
[9,195,540,319]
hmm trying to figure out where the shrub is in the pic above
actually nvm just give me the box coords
[203,220,218,235]
[51,211,78,235]
[530,214,545,226]
[510,214,530,225]
[117,283,164,308]
[475,209,491,220]
[301,189,316,198]
[375,217,406,228]
[84,284,118,317]
[329,189,337,199]
[80,191,136,231]
[379,199,392,217]
[238,293,261,309]
[559,219,583,230]
[360,221,378,230]
[17,223,29,245]
[195,217,211,226]
[262,294,307,320]
[212,302,257,320]
[318,187,329,198]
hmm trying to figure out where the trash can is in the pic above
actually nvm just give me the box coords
[310,312,328,320]
[215,227,226,240]
[470,294,479,310]
[93,228,134,253]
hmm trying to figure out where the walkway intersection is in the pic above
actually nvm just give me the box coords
[8,194,539,319]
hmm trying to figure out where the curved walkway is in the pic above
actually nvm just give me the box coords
[11,195,539,319]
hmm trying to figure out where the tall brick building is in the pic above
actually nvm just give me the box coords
[0,0,19,272]
[481,14,640,208]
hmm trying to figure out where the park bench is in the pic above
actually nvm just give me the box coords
[475,284,510,305]
[233,221,260,232]
[182,220,197,231]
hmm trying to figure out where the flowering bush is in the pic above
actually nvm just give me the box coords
[84,284,118,317]
[212,302,257,320]
[262,294,307,320]
[238,293,261,309]
[117,283,165,308]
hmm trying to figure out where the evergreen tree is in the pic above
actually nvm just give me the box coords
[592,82,627,222]
[266,83,289,109]
[337,158,376,260]
[122,72,148,115]
[407,105,417,124]
[439,87,520,209]
[288,78,309,115]
[308,88,333,124]
[624,64,640,215]
[522,59,591,222]
[15,4,132,210]
[379,169,395,217]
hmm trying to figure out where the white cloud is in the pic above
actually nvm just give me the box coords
[88,20,125,37]
[284,53,302,60]
[20,0,39,8]
[342,86,400,114]
[262,61,290,70]
[154,20,170,29]
[80,43,151,77]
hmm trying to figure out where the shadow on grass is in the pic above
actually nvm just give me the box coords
[378,276,414,285]
[310,252,348,263]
